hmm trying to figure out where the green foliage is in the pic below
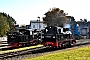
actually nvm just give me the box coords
[26,46,90,60]
[0,12,16,36]
[0,14,9,36]
[43,8,67,27]
[1,13,16,30]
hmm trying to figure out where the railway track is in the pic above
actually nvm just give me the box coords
[0,45,45,60]
[29,39,90,54]
[0,39,90,60]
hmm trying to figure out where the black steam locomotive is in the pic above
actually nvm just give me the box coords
[7,29,39,48]
[42,26,76,48]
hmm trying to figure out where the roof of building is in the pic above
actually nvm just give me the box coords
[30,20,47,26]
[30,20,44,23]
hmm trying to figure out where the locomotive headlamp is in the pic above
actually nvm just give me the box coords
[53,36,55,38]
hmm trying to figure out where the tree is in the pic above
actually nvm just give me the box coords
[43,8,67,27]
[2,13,16,31]
[0,12,16,36]
[0,14,9,36]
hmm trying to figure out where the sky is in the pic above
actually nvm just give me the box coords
[0,0,90,25]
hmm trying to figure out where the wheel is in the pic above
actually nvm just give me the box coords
[58,42,62,48]
[68,42,71,47]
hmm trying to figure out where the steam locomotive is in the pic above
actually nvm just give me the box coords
[42,26,76,48]
[7,29,40,48]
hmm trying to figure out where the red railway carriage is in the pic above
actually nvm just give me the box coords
[42,26,76,48]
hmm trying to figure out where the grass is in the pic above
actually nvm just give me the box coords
[0,44,43,54]
[26,45,90,60]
